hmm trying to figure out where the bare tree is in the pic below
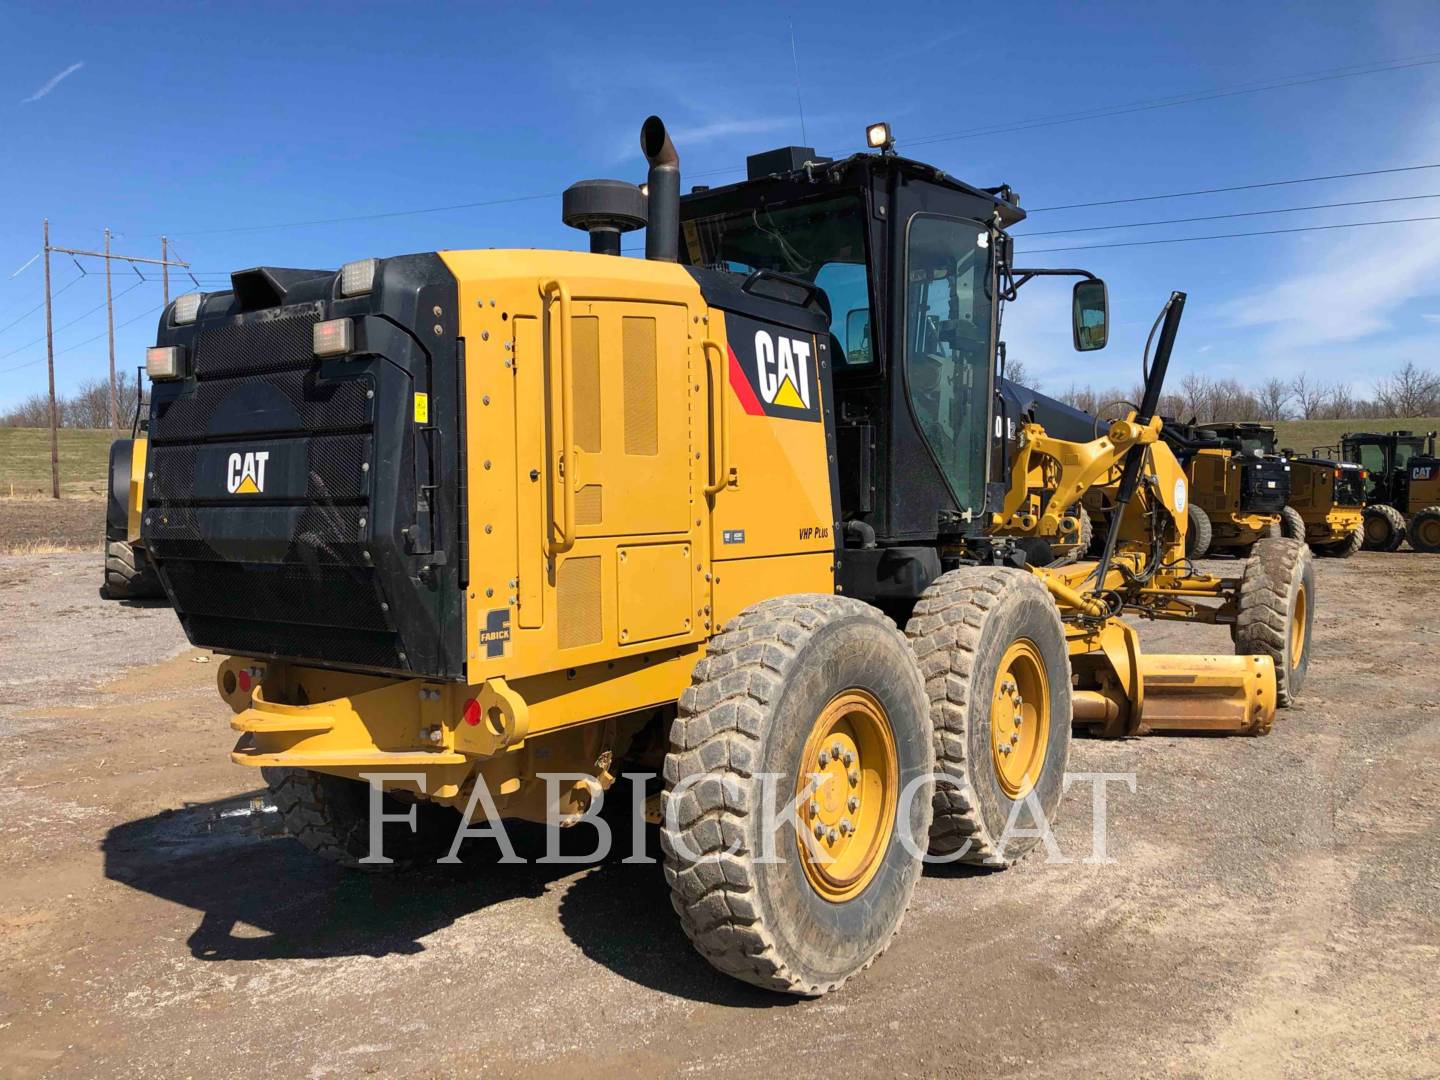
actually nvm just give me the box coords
[1255,378,1290,420]
[1179,372,1213,421]
[1290,373,1329,420]
[1003,357,1029,387]
[1374,361,1440,418]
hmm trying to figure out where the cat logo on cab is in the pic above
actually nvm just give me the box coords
[226,451,270,494]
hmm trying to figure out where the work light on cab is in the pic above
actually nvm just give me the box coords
[312,318,354,358]
[145,345,186,380]
[171,292,203,325]
[339,258,378,297]
[866,121,895,154]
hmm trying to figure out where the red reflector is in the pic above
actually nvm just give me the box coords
[237,669,252,692]
[463,698,482,726]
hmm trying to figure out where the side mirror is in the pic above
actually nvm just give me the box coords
[845,308,871,364]
[1072,279,1108,351]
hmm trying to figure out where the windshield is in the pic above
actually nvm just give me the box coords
[681,196,873,367]
[1237,434,1273,456]
[904,215,994,514]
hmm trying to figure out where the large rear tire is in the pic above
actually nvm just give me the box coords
[1280,505,1307,542]
[263,767,461,872]
[1362,504,1406,551]
[905,567,1071,868]
[1407,506,1440,553]
[1186,504,1213,558]
[1234,538,1314,709]
[103,539,164,599]
[661,595,933,996]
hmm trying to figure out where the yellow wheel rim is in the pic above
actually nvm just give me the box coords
[795,689,897,904]
[1365,516,1389,543]
[990,639,1051,799]
[1418,517,1440,548]
[1290,581,1308,665]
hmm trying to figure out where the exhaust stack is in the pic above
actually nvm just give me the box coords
[641,115,679,262]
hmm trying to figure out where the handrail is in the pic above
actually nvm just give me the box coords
[540,279,577,554]
[701,338,730,496]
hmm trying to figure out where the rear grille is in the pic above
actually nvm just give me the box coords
[191,307,320,378]
[151,367,371,443]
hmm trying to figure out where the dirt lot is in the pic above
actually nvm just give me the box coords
[0,498,104,555]
[0,550,1437,1079]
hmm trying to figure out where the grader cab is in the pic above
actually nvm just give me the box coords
[137,117,1311,996]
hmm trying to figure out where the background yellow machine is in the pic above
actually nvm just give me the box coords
[103,379,165,599]
[1322,430,1440,552]
[137,117,1310,996]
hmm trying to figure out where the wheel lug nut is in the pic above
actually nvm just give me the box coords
[842,751,854,767]
[847,796,859,812]
[1011,732,1019,744]
[848,769,860,786]
[827,828,838,844]
[814,823,825,839]
[831,743,842,759]
[818,749,829,766]
[809,800,819,816]
[839,819,852,835]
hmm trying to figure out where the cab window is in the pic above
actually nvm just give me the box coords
[681,196,873,367]
[903,215,993,514]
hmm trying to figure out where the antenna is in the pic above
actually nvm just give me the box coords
[788,20,809,146]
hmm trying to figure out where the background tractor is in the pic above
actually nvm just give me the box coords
[1320,430,1440,552]
[103,371,165,599]
[134,117,1309,996]
[1203,422,1365,558]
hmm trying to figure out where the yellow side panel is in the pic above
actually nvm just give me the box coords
[1189,450,1236,514]
[712,551,835,628]
[711,313,835,562]
[128,435,148,542]
[1411,463,1440,510]
[442,250,711,686]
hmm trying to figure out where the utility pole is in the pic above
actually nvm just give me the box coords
[105,229,117,432]
[161,236,170,305]
[43,219,59,499]
[40,233,191,460]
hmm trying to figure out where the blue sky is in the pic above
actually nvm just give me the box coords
[2,0,1439,412]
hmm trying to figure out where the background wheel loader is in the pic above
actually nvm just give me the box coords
[1321,430,1440,552]
[1200,422,1365,558]
[135,116,1309,997]
[103,371,165,600]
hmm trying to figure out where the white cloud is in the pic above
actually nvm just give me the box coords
[21,61,84,104]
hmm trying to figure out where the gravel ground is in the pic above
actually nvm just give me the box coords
[0,550,1436,1079]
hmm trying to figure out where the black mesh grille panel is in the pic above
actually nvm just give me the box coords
[192,308,321,378]
[145,433,372,504]
[146,504,369,565]
[181,614,402,669]
[163,560,389,630]
[151,368,372,443]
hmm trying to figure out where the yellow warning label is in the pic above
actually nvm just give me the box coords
[414,392,429,424]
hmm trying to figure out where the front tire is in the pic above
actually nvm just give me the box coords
[103,540,164,599]
[1186,504,1213,558]
[661,595,933,996]
[906,567,1071,868]
[1234,538,1315,708]
[1280,505,1307,542]
[1312,525,1363,558]
[1362,504,1406,551]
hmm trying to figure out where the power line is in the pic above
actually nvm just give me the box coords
[901,51,1440,148]
[1026,161,1440,213]
[1017,212,1440,254]
[1018,190,1440,237]
[156,50,1440,241]
[0,302,163,376]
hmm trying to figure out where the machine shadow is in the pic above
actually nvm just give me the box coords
[100,789,790,1006]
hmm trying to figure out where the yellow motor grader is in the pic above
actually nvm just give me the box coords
[137,117,1310,996]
